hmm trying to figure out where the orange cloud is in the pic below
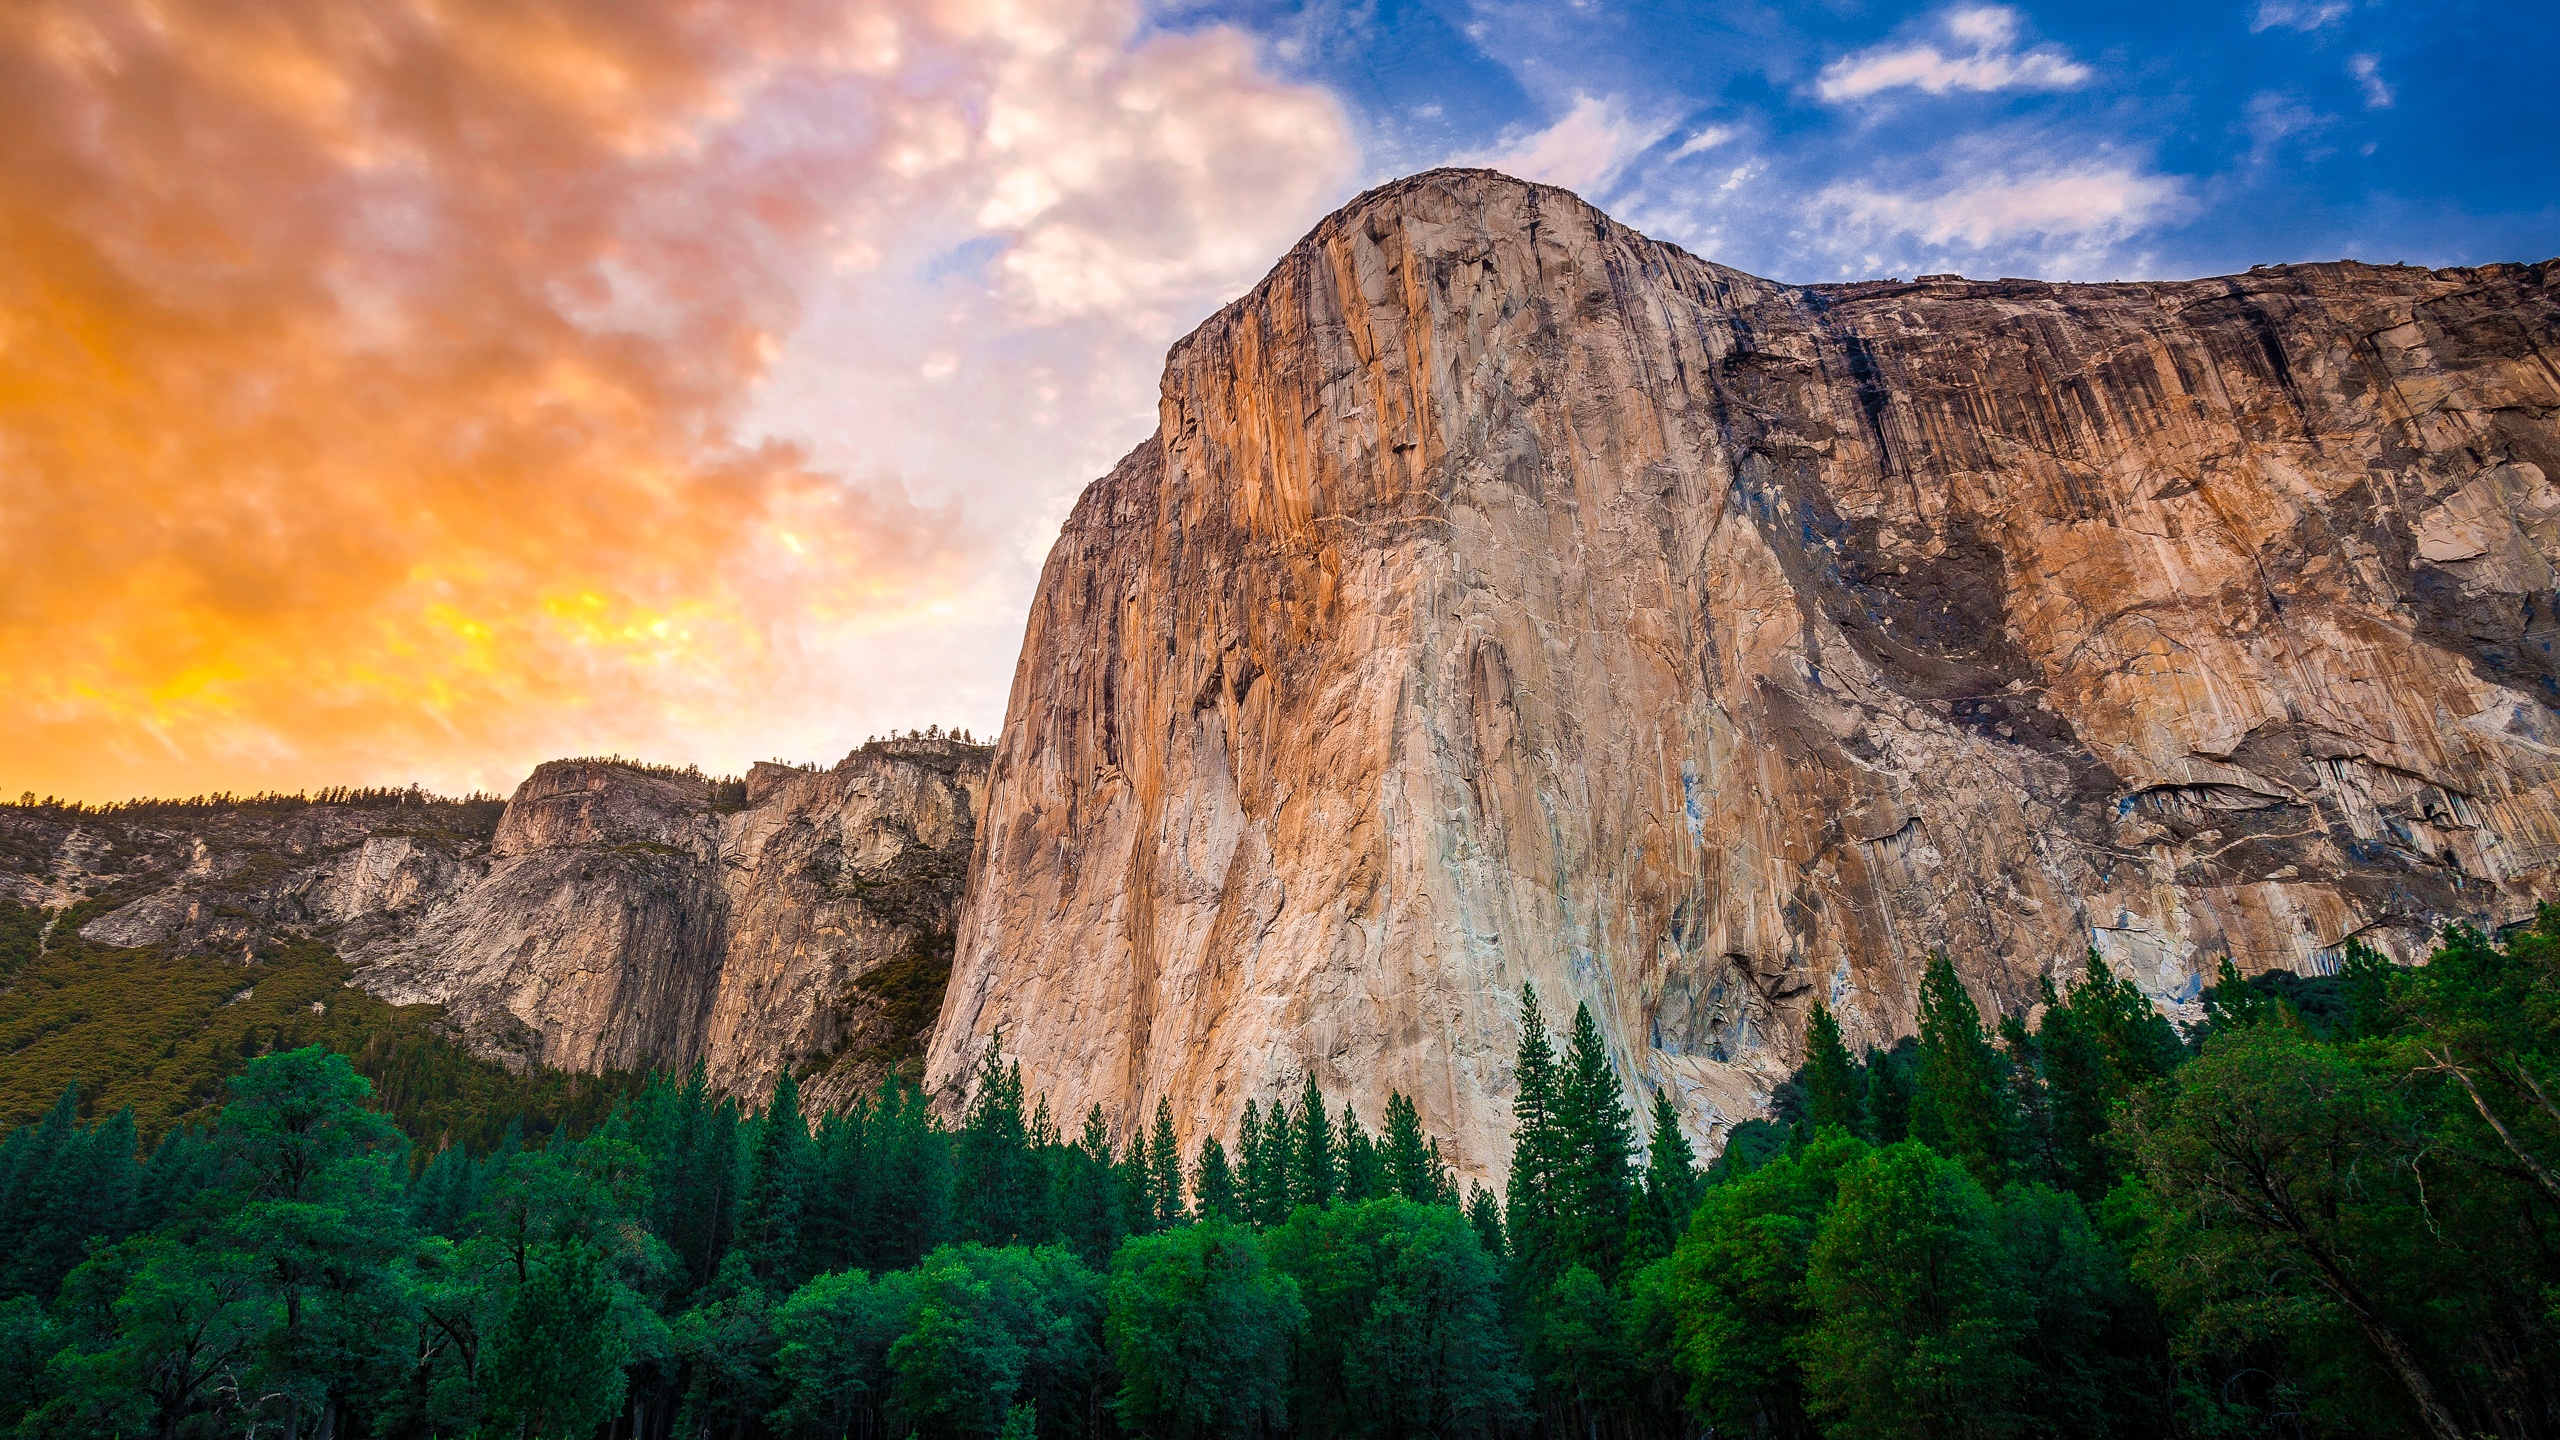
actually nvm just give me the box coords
[0,0,1355,801]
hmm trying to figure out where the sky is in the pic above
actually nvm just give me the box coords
[3,0,2552,803]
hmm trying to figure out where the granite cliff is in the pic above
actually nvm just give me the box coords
[6,736,988,1109]
[928,168,2560,1177]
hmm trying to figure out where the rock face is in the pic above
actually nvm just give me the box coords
[9,738,989,1109]
[929,168,2560,1177]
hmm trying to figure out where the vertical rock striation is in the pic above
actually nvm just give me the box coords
[930,168,2560,1175]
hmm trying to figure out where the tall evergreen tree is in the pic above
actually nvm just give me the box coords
[1192,1132,1240,1222]
[1803,1002,1866,1138]
[1382,1092,1439,1203]
[2037,951,2186,1199]
[957,1045,1036,1246]
[1336,1106,1383,1202]
[1147,1098,1186,1227]
[1467,1183,1507,1259]
[1629,1088,1700,1266]
[1909,954,2012,1187]
[1559,1001,1637,1280]
[1119,1129,1161,1236]
[736,1069,811,1286]
[1291,1076,1336,1210]
[485,1242,633,1439]
[1057,1104,1125,1266]
[1506,984,1567,1279]
[1245,1098,1295,1227]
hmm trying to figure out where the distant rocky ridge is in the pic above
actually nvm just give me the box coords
[928,167,2560,1180]
[1,737,989,1111]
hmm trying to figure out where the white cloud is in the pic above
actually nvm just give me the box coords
[2251,0,2351,32]
[1817,6,2091,102]
[1466,94,1672,194]
[1671,126,1737,159]
[2349,54,2394,108]
[1821,163,2188,254]
[2242,91,2330,161]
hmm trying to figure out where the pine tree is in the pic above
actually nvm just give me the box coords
[2037,950,2181,1198]
[1245,1097,1296,1227]
[1148,1097,1186,1226]
[957,1044,1035,1246]
[1119,1129,1161,1236]
[736,1070,811,1287]
[1057,1104,1124,1264]
[1628,1088,1699,1265]
[1336,1106,1383,1202]
[1804,1001,1866,1138]
[1467,1182,1507,1259]
[1506,984,1567,1279]
[865,1074,952,1270]
[1193,1131,1241,1222]
[1382,1092,1439,1203]
[1291,1075,1337,1209]
[1909,953,2012,1187]
[1558,1002,1637,1280]
[1429,1140,1462,1207]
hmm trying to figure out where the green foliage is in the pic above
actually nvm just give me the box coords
[1264,1196,1528,1439]
[1290,1074,1337,1211]
[889,1243,1102,1440]
[1664,1128,1868,1437]
[1804,1001,1865,1137]
[1908,953,2013,1187]
[1801,1142,2025,1440]
[0,904,636,1148]
[771,1266,912,1439]
[1105,1219,1303,1439]
[4,912,2558,1440]
[1628,1087,1699,1267]
[485,1242,633,1438]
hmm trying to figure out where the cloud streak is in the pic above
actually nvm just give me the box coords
[1816,7,2090,102]
[0,0,1355,801]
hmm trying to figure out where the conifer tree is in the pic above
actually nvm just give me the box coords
[1628,1088,1699,1265]
[1247,1097,1296,1227]
[1057,1104,1124,1264]
[2037,950,2181,1198]
[1467,1182,1507,1259]
[1558,1002,1637,1279]
[1193,1131,1240,1222]
[1804,1002,1866,1137]
[1909,953,2013,1187]
[1119,1129,1160,1236]
[486,1242,634,1439]
[957,1045,1035,1246]
[1382,1092,1439,1203]
[1506,984,1567,1278]
[736,1069,811,1287]
[1148,1097,1186,1226]
[1429,1140,1462,1206]
[1336,1106,1383,1202]
[1291,1075,1337,1209]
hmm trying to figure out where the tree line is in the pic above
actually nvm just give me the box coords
[0,911,2556,1438]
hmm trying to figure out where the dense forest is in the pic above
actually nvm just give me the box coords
[1,913,2556,1439]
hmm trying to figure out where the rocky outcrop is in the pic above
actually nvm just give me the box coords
[8,738,989,1108]
[361,740,987,1108]
[929,168,2560,1177]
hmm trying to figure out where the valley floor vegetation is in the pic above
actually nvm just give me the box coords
[2,913,2558,1440]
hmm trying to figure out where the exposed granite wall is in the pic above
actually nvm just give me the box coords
[929,168,2560,1176]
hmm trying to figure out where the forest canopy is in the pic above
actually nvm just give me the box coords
[0,912,2555,1439]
